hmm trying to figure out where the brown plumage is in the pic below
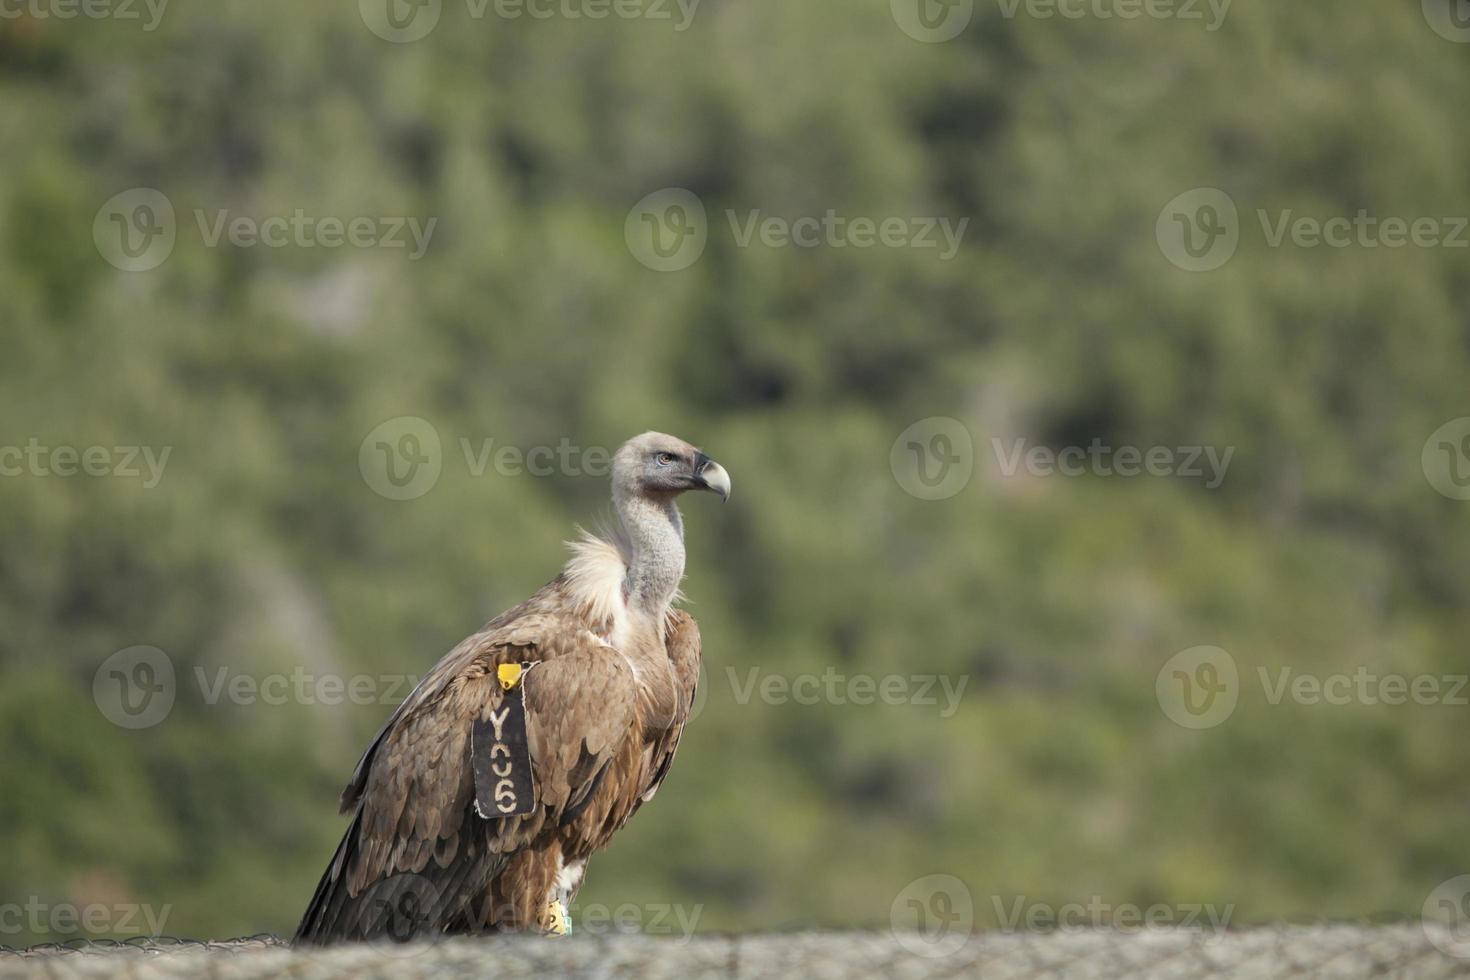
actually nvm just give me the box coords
[294,432,729,944]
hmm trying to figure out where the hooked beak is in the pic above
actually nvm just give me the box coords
[692,453,731,502]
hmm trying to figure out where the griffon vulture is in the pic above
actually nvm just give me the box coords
[294,432,729,943]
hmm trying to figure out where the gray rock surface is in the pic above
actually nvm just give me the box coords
[3,927,1469,979]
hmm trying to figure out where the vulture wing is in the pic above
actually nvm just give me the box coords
[635,609,703,806]
[294,595,639,943]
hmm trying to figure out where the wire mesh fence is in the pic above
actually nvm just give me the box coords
[3,926,1470,979]
[0,935,287,958]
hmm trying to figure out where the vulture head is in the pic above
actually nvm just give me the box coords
[612,431,731,503]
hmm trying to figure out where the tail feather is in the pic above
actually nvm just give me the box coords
[293,808,508,946]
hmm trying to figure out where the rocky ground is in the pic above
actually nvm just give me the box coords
[3,926,1470,979]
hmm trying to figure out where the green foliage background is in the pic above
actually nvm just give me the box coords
[2,0,1469,944]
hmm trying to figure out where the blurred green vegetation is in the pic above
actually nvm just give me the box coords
[2,0,1469,946]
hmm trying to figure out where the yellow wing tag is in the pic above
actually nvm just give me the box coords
[497,663,523,690]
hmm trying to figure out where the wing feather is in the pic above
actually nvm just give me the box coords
[637,609,702,804]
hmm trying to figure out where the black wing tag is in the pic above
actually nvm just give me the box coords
[472,663,538,818]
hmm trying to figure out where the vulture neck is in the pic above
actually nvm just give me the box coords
[616,492,685,618]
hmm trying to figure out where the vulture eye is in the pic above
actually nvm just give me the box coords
[654,452,676,466]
